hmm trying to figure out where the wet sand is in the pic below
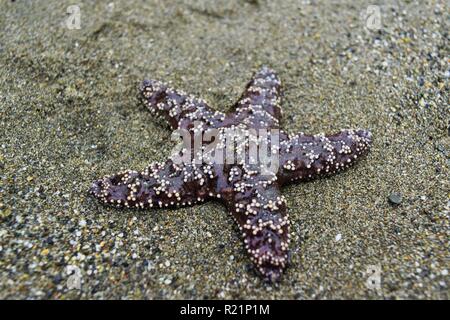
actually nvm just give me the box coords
[0,0,448,299]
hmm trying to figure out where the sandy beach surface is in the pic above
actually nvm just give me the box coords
[0,0,448,299]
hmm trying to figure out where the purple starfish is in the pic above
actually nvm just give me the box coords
[90,67,372,282]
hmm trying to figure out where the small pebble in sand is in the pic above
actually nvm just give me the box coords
[388,193,403,205]
[335,234,342,242]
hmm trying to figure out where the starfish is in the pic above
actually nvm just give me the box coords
[90,67,372,282]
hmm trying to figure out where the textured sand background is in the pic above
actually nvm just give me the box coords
[0,0,448,299]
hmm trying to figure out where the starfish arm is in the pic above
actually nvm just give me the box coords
[222,174,289,282]
[90,160,212,209]
[278,129,372,185]
[231,66,282,129]
[140,79,226,130]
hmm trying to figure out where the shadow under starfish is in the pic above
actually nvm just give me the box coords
[90,67,372,282]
